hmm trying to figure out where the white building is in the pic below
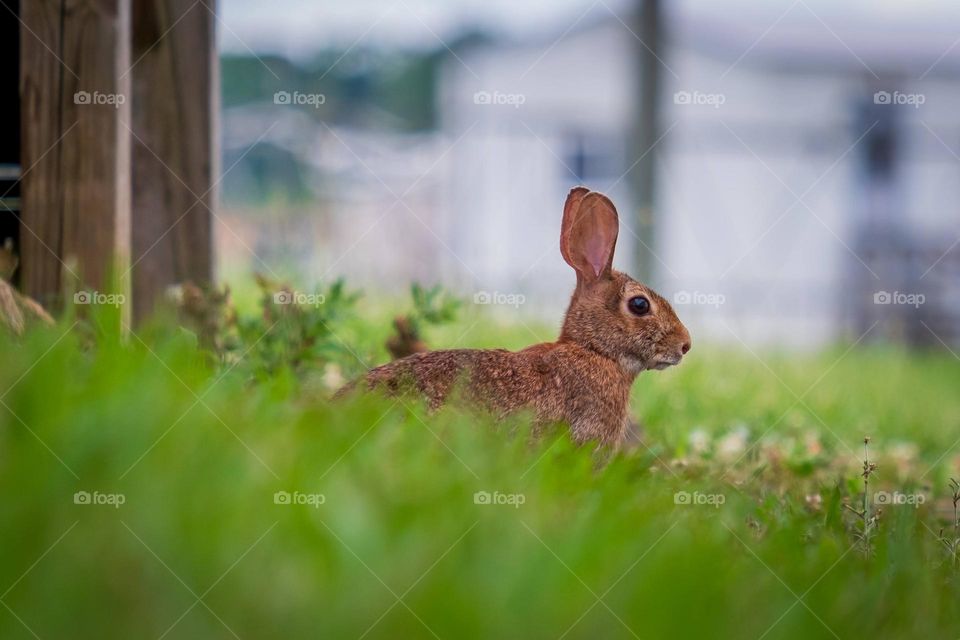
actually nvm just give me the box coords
[438,0,960,347]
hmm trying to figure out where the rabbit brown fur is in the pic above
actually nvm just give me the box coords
[344,188,691,447]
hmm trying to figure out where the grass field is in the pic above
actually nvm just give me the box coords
[1,294,959,639]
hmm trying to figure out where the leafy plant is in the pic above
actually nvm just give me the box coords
[386,283,460,359]
[843,437,881,553]
[233,274,361,376]
[939,478,960,568]
[409,282,460,328]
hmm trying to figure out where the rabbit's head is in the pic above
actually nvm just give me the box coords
[558,187,691,376]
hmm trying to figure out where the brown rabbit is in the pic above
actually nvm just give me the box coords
[343,188,691,447]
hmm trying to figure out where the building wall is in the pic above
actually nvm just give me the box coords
[439,17,960,346]
[438,22,638,315]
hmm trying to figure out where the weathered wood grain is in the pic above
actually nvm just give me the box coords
[19,0,131,312]
[61,0,131,293]
[19,0,65,308]
[131,0,216,322]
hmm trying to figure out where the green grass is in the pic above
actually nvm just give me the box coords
[1,305,959,639]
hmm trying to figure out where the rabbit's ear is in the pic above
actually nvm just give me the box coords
[560,191,619,282]
[560,186,590,266]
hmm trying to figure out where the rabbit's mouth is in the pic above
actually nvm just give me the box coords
[650,355,682,370]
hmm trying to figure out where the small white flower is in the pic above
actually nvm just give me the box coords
[717,426,749,460]
[688,428,711,455]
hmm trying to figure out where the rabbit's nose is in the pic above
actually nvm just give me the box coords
[681,340,691,355]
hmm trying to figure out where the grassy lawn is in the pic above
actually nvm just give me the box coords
[1,293,958,639]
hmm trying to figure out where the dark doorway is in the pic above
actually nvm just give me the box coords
[0,0,20,285]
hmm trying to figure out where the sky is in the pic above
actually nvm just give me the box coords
[219,0,608,57]
[220,0,960,59]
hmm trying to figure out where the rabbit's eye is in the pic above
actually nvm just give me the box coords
[627,296,650,316]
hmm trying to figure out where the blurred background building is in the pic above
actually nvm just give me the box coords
[218,0,960,348]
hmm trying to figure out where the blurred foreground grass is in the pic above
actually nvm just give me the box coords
[1,292,959,639]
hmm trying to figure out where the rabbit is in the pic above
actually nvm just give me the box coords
[341,187,691,447]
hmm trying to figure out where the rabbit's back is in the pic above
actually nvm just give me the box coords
[361,342,630,443]
[363,347,547,412]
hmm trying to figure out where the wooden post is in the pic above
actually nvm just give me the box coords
[19,0,65,308]
[130,0,216,322]
[630,0,663,281]
[19,0,131,311]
